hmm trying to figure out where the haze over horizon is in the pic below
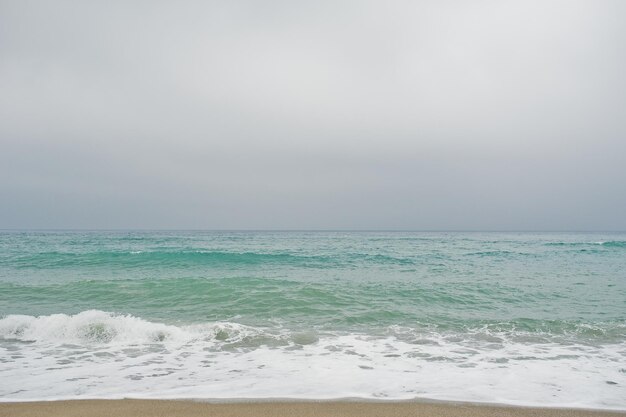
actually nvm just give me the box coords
[1,0,625,230]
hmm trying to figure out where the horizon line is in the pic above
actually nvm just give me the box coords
[1,228,625,233]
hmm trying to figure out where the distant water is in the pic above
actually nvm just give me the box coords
[1,231,625,409]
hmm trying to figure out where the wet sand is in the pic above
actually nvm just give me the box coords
[1,400,624,417]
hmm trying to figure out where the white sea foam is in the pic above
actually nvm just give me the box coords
[0,310,266,346]
[1,311,625,410]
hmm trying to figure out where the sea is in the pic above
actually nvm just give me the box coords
[0,231,624,409]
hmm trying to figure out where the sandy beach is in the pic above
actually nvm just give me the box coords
[1,400,624,417]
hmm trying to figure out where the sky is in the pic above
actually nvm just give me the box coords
[1,0,625,230]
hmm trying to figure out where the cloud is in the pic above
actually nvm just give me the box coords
[1,0,625,229]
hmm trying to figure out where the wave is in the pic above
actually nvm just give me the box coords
[545,241,626,248]
[1,310,200,344]
[463,250,530,258]
[2,311,624,348]
[601,240,626,248]
[5,241,624,271]
[4,250,336,269]
[3,250,424,270]
[0,310,318,347]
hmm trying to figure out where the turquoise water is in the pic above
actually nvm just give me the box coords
[1,231,625,407]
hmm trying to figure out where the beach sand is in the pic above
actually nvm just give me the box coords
[1,400,624,417]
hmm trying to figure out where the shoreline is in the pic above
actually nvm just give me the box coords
[3,396,626,410]
[1,399,625,417]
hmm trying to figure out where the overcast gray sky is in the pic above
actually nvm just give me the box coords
[1,0,625,230]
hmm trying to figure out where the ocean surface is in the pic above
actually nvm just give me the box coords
[0,231,625,409]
